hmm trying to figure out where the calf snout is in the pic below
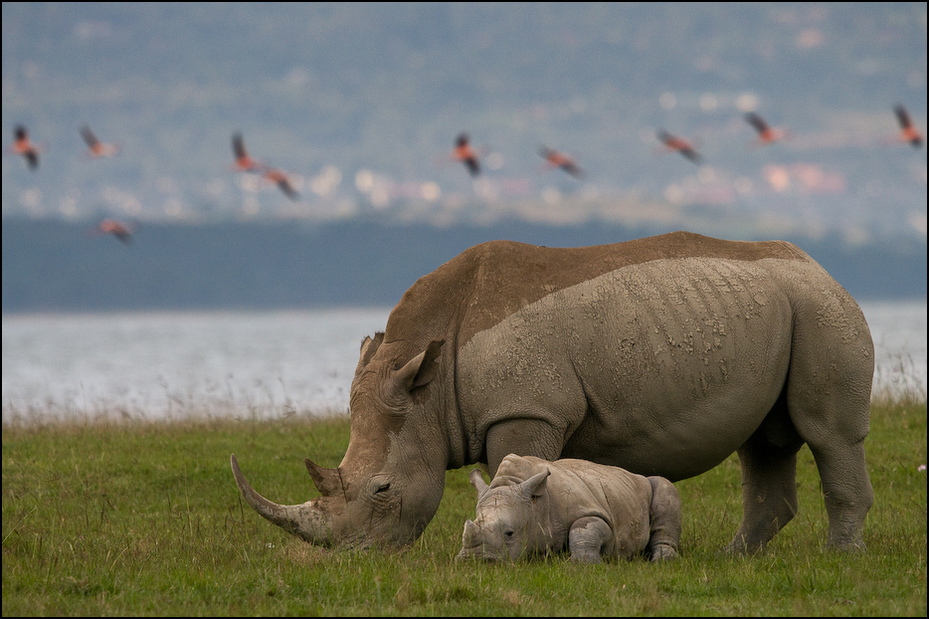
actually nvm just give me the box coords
[456,518,511,561]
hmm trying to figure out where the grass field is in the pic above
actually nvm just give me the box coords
[2,395,926,616]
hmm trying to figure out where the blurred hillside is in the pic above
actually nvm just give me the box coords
[2,218,925,313]
[2,3,927,244]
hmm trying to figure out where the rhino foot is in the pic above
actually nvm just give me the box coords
[649,542,678,561]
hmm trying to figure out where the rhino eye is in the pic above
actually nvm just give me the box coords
[503,529,515,541]
[374,482,391,494]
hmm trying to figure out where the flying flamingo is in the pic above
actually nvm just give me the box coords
[96,218,133,244]
[744,112,789,147]
[263,168,299,201]
[656,130,702,164]
[893,104,923,149]
[80,125,120,158]
[539,146,584,178]
[10,125,41,170]
[232,132,266,172]
[451,133,481,177]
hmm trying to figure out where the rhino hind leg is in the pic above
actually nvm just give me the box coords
[647,476,682,561]
[787,396,874,552]
[807,441,872,551]
[782,301,874,552]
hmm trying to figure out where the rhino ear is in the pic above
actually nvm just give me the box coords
[469,468,490,498]
[395,340,445,391]
[518,469,550,501]
[355,332,384,377]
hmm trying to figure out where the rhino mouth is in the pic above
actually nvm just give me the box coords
[455,543,507,562]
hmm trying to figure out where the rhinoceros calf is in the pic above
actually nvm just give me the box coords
[458,454,682,563]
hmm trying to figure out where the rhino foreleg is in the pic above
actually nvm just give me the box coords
[727,431,801,555]
[647,476,682,561]
[567,516,612,563]
[485,417,565,475]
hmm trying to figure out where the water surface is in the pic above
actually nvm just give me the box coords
[3,301,925,423]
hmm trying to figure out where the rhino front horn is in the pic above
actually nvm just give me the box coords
[230,454,334,546]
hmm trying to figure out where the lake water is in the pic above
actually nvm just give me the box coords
[2,301,926,424]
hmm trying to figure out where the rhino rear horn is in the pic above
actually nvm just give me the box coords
[305,458,344,498]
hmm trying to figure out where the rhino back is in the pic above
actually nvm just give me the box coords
[381,230,806,352]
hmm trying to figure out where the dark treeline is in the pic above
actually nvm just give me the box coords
[2,218,925,313]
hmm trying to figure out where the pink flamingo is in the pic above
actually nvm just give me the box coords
[96,218,133,245]
[80,125,120,158]
[452,133,481,177]
[893,104,923,149]
[232,132,266,172]
[11,125,41,170]
[656,130,701,164]
[745,112,789,147]
[263,168,299,201]
[539,146,584,178]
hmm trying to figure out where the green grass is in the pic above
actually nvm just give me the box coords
[3,398,926,616]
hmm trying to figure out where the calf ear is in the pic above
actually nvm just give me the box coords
[395,340,445,390]
[518,469,550,501]
[469,469,490,498]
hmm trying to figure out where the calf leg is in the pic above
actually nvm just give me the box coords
[568,516,612,563]
[647,476,682,560]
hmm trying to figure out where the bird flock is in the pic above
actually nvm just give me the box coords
[6,103,923,245]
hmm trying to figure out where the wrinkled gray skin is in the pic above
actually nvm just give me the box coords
[457,455,682,563]
[231,231,874,553]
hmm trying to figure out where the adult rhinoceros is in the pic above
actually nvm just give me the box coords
[231,231,874,554]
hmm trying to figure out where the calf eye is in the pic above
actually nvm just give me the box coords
[504,529,515,540]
